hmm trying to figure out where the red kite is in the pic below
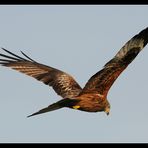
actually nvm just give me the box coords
[0,27,148,117]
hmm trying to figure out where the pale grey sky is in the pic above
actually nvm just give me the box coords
[0,5,148,143]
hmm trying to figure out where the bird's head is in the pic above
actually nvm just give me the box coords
[104,101,110,116]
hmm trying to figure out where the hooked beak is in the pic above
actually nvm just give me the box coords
[106,112,109,116]
[105,108,110,116]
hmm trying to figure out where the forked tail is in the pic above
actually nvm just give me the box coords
[27,98,79,117]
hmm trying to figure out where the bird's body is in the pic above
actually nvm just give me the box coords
[0,27,148,117]
[73,93,109,113]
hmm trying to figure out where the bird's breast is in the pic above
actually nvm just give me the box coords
[72,93,106,112]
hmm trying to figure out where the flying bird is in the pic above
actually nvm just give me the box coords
[0,27,148,117]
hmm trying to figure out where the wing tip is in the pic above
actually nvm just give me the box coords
[0,48,37,63]
[135,27,148,47]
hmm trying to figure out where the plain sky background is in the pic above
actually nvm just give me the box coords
[0,5,148,143]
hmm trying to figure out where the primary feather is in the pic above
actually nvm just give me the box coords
[0,48,82,99]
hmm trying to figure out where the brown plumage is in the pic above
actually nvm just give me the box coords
[0,27,148,117]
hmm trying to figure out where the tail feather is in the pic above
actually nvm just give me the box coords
[27,98,79,117]
[27,103,62,117]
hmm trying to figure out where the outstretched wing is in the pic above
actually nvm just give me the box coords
[81,27,148,97]
[0,48,82,98]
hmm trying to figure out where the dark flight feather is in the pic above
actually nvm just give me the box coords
[0,48,82,98]
[81,27,148,97]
